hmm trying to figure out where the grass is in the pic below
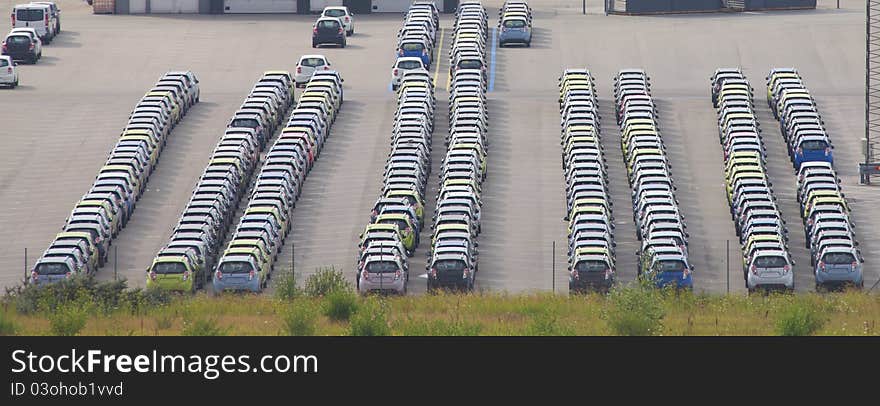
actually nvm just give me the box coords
[1,281,878,335]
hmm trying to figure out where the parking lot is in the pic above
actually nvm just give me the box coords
[0,0,874,293]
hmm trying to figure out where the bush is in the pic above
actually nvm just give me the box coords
[154,313,174,331]
[396,317,483,336]
[775,299,826,336]
[349,298,390,336]
[0,310,17,336]
[603,281,665,336]
[48,303,90,336]
[282,303,318,336]
[303,266,351,297]
[181,317,226,336]
[526,309,574,336]
[324,290,358,321]
[3,277,170,316]
[274,270,301,301]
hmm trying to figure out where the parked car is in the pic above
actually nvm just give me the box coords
[2,32,41,63]
[312,17,346,48]
[0,55,19,88]
[321,6,354,36]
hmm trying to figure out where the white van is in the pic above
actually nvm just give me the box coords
[11,4,56,43]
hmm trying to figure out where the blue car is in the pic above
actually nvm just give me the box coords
[793,136,832,169]
[397,40,431,68]
[643,254,693,289]
[30,257,78,285]
[212,256,264,293]
[499,17,531,47]
[815,247,864,289]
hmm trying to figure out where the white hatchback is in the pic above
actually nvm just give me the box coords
[390,58,426,90]
[294,54,331,87]
[321,6,354,36]
[0,55,19,88]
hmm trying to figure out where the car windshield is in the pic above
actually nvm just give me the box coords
[16,9,44,21]
[6,36,30,45]
[458,60,482,69]
[398,60,423,69]
[754,256,787,268]
[35,263,68,275]
[301,58,326,67]
[503,19,527,28]
[324,9,345,17]
[317,20,339,30]
[402,43,423,52]
[433,259,465,271]
[575,260,608,272]
[219,261,253,274]
[366,261,399,273]
[801,140,829,151]
[654,260,686,272]
[823,252,855,265]
[153,262,187,274]
[231,118,258,128]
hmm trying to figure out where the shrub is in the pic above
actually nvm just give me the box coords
[303,266,351,297]
[396,317,483,336]
[349,298,390,336]
[603,281,665,336]
[47,303,89,336]
[0,310,17,336]
[154,313,174,331]
[181,317,226,336]
[282,303,318,336]
[526,309,574,336]
[775,298,826,336]
[274,270,301,301]
[324,290,358,321]
[3,277,170,316]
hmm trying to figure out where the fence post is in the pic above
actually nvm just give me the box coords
[114,245,118,281]
[552,241,556,293]
[582,0,586,15]
[291,241,295,283]
[24,247,28,281]
[726,239,730,293]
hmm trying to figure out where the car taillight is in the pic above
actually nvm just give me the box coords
[796,147,802,155]
[782,264,790,274]
[66,271,73,279]
[422,49,427,55]
[29,42,34,50]
[45,14,48,27]
[313,27,318,34]
[248,270,255,280]
[818,261,825,271]
[394,270,401,280]
[344,16,350,22]
[405,227,412,234]
[296,66,302,74]
[149,271,157,280]
[393,68,398,76]
[750,264,758,275]
[183,271,190,281]
[362,270,370,280]
[11,14,15,26]
[338,27,344,35]
[570,269,579,279]
[398,49,404,56]
[1,42,6,52]
[825,147,831,156]
[462,268,470,279]
[216,270,223,280]
[30,271,37,282]
[6,67,10,74]
[429,268,437,278]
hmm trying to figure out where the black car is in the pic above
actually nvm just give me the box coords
[312,18,346,48]
[2,34,40,64]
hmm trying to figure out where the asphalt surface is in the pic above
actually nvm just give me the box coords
[0,0,874,294]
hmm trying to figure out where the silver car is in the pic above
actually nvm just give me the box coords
[358,255,408,295]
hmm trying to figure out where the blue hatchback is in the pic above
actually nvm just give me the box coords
[793,136,832,169]
[644,255,694,289]
[398,40,431,68]
[499,17,531,47]
[212,257,263,293]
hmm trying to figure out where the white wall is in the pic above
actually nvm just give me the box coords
[149,0,199,12]
[223,0,297,13]
[129,0,147,13]
[310,0,343,12]
[372,0,411,12]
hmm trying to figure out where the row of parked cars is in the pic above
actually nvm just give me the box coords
[213,71,345,294]
[559,70,616,293]
[617,69,693,289]
[766,69,834,170]
[498,0,532,47]
[1,2,62,87]
[145,72,294,293]
[31,71,200,284]
[390,0,440,89]
[765,69,864,290]
[426,0,489,292]
[356,2,439,295]
[710,68,794,293]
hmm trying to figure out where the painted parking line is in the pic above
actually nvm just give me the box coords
[433,27,445,88]
[489,27,498,92]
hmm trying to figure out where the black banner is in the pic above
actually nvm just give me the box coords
[1,337,876,403]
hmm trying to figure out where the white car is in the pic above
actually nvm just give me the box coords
[294,54,331,87]
[0,56,19,88]
[321,6,354,36]
[11,3,56,43]
[391,58,426,90]
[9,27,42,55]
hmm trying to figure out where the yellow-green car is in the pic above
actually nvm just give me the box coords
[146,254,201,293]
[374,214,417,254]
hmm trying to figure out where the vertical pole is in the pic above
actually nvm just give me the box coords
[583,0,586,15]
[24,248,28,281]
[291,241,295,283]
[552,241,556,293]
[868,0,872,168]
[726,239,730,294]
[114,245,118,281]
